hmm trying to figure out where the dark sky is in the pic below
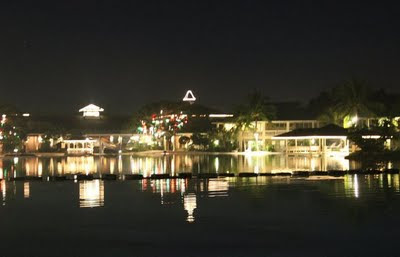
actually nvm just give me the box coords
[0,0,399,114]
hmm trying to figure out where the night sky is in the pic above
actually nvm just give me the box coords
[1,1,399,114]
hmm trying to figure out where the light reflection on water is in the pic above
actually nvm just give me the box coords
[79,180,104,208]
[1,174,400,223]
[1,154,400,224]
[0,154,366,179]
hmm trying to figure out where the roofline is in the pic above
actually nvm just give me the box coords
[64,139,97,142]
[213,119,320,124]
[272,135,347,140]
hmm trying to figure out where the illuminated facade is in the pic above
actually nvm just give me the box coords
[79,104,104,118]
[272,124,350,155]
[214,119,321,152]
[64,138,97,155]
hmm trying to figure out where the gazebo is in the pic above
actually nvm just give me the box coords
[63,136,97,155]
[272,124,349,154]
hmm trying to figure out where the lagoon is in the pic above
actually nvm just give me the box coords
[0,153,373,178]
[1,154,400,256]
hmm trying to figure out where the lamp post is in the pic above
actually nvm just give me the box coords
[254,132,259,151]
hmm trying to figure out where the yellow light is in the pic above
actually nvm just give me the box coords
[24,182,30,198]
[79,180,104,208]
[351,115,358,125]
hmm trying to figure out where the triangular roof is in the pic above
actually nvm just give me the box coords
[183,90,196,102]
[79,104,104,112]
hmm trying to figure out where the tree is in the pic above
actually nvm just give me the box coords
[234,90,275,151]
[208,127,237,152]
[348,119,399,153]
[309,79,384,127]
[0,115,25,153]
[331,79,383,127]
[191,133,209,150]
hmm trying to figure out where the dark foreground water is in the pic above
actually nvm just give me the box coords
[1,173,400,257]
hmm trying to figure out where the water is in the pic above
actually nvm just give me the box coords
[0,153,371,179]
[1,154,400,256]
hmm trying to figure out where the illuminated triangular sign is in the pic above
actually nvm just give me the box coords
[183,90,196,102]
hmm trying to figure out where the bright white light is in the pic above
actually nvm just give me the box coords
[272,136,347,140]
[354,175,359,198]
[79,180,104,208]
[362,135,381,139]
[351,115,358,125]
[184,193,197,223]
[22,113,30,117]
[209,114,234,118]
[183,90,196,102]
[79,104,104,117]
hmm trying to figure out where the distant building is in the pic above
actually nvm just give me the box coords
[214,119,321,152]
[272,124,349,154]
[79,104,104,118]
[63,136,97,155]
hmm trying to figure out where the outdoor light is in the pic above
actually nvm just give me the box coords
[182,90,196,103]
[351,115,358,125]
[1,114,6,125]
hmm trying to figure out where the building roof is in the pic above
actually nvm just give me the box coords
[273,124,348,139]
[79,104,104,113]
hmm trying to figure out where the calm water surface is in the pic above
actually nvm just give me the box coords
[1,154,400,257]
[1,153,390,178]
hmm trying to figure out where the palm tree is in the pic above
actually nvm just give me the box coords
[331,79,379,127]
[235,90,275,151]
[317,106,344,126]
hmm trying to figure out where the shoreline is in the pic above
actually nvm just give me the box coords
[0,150,283,158]
[346,150,400,162]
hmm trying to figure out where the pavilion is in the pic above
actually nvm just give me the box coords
[79,104,104,118]
[272,124,349,155]
[63,136,97,155]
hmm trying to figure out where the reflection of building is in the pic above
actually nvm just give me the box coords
[79,180,104,208]
[344,175,359,198]
[183,193,197,223]
[24,182,30,198]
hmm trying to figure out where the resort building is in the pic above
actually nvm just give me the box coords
[63,137,97,155]
[214,119,321,151]
[271,124,350,155]
[79,104,104,118]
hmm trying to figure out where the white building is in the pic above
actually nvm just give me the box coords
[79,104,104,118]
[214,120,321,151]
